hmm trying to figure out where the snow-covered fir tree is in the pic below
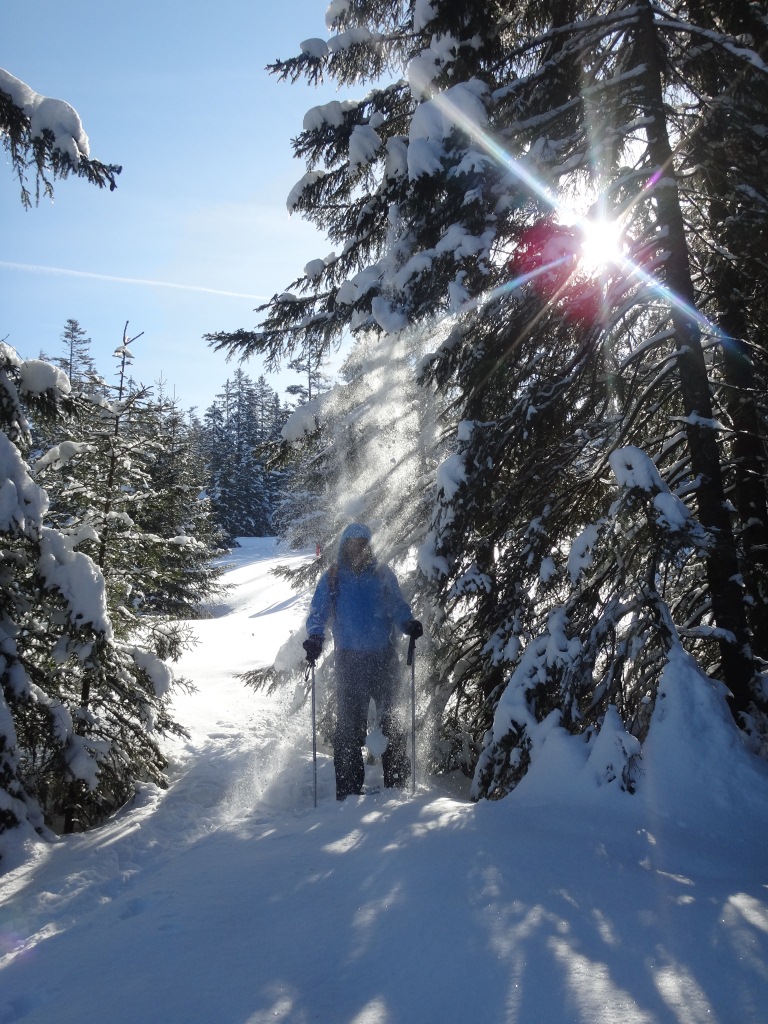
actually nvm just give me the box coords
[31,326,226,831]
[0,344,77,841]
[0,339,182,840]
[285,329,333,404]
[0,319,225,839]
[209,1,768,797]
[42,318,101,394]
[200,369,287,541]
[0,81,161,853]
[137,386,226,619]
[36,327,224,630]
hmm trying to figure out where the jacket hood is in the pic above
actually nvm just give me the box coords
[338,523,375,569]
[339,523,372,545]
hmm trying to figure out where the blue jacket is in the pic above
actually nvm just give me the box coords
[306,552,413,652]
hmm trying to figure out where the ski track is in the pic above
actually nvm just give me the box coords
[1,538,768,1024]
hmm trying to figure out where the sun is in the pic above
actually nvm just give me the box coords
[578,216,625,275]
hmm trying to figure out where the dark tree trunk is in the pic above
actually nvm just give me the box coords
[717,265,768,665]
[635,0,756,711]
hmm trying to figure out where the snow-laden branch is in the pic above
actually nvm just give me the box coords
[0,67,90,165]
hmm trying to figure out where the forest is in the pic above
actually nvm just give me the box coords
[1,0,767,853]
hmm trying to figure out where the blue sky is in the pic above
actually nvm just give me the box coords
[1,0,340,413]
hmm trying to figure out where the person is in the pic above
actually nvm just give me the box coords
[303,523,423,800]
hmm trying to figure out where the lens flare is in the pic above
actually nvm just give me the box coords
[420,86,722,343]
[578,217,625,274]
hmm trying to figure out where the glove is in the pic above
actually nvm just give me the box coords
[303,635,323,664]
[404,619,423,640]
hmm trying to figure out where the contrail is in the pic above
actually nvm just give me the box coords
[0,260,267,301]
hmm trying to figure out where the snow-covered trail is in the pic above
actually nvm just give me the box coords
[1,539,768,1024]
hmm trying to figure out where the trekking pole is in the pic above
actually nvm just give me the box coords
[311,661,318,808]
[306,659,318,808]
[407,635,417,794]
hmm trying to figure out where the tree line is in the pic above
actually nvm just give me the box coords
[3,1,768,852]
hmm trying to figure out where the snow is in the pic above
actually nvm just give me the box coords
[348,124,382,169]
[303,257,326,281]
[392,251,433,290]
[384,135,409,179]
[335,278,358,304]
[413,0,438,32]
[370,296,408,333]
[407,36,462,101]
[448,273,471,309]
[568,521,604,583]
[286,170,325,213]
[33,440,92,473]
[2,539,768,1023]
[0,67,90,165]
[299,38,328,59]
[302,99,355,132]
[408,49,442,101]
[407,80,488,180]
[325,0,350,31]
[16,359,71,398]
[0,432,48,533]
[281,394,326,441]
[609,445,697,532]
[327,27,378,54]
[37,527,112,635]
[609,445,664,492]
[126,646,174,698]
[435,449,466,500]
[435,222,493,258]
[407,135,444,179]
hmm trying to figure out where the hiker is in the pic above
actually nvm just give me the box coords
[303,523,423,800]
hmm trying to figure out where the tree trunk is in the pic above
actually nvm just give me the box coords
[716,263,768,666]
[693,5,768,668]
[635,0,756,711]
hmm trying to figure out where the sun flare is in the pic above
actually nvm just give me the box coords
[578,216,625,274]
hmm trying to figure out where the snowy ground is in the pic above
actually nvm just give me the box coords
[1,538,768,1024]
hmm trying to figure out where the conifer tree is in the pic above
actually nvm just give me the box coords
[0,343,77,842]
[210,1,768,794]
[136,387,225,619]
[49,319,100,392]
[285,331,333,405]
[0,343,176,840]
[33,327,222,831]
[681,2,768,673]
[200,371,286,540]
[1,79,127,852]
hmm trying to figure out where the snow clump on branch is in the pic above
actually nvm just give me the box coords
[0,67,90,164]
[300,38,329,59]
[17,359,71,397]
[408,80,489,180]
[609,445,696,532]
[0,433,47,533]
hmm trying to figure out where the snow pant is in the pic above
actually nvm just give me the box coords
[334,647,409,800]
